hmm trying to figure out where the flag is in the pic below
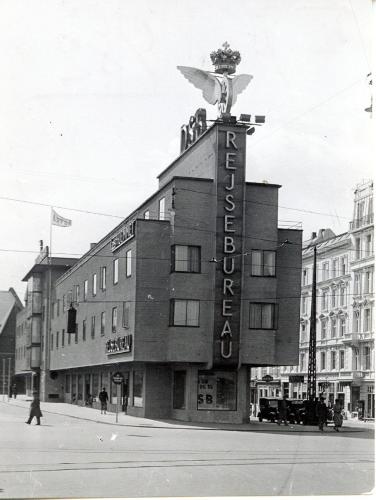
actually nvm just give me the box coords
[52,209,72,227]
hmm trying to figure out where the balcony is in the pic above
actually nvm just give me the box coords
[342,332,359,346]
[349,213,374,231]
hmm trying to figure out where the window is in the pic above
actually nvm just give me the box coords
[364,309,371,332]
[300,322,307,342]
[133,371,144,407]
[91,315,95,339]
[51,333,53,351]
[144,210,150,220]
[340,317,346,336]
[122,302,130,328]
[249,303,277,329]
[92,274,97,296]
[170,299,200,327]
[251,250,276,277]
[100,312,106,336]
[332,259,338,278]
[355,238,361,260]
[84,280,88,301]
[331,351,336,370]
[56,331,59,349]
[364,346,371,370]
[74,285,80,303]
[339,286,346,306]
[340,256,347,275]
[197,371,237,411]
[331,318,337,338]
[112,307,118,333]
[101,267,107,291]
[62,329,65,347]
[62,295,66,312]
[82,319,86,342]
[300,353,305,371]
[365,270,373,294]
[159,197,166,221]
[302,296,308,315]
[302,268,308,286]
[331,288,336,308]
[113,259,119,284]
[365,234,372,256]
[322,262,329,281]
[126,250,132,277]
[320,352,326,371]
[354,272,361,295]
[354,348,359,370]
[57,299,60,317]
[172,245,201,273]
[321,319,327,339]
[354,310,360,333]
[321,290,328,311]
[339,350,345,369]
[75,325,78,344]
[173,371,186,409]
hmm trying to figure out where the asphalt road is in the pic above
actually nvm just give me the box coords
[0,401,374,498]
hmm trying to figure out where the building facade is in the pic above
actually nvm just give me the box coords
[251,181,374,419]
[0,288,23,394]
[16,117,302,423]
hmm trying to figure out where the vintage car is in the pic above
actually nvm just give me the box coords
[257,397,280,422]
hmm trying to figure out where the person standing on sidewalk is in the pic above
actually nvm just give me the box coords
[26,391,43,425]
[333,398,343,432]
[277,395,289,426]
[12,383,17,399]
[316,397,328,432]
[99,387,109,414]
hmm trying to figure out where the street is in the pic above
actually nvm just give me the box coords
[0,399,374,498]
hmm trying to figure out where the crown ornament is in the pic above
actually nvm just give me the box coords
[210,41,241,75]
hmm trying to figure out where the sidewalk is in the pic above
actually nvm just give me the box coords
[2,395,374,433]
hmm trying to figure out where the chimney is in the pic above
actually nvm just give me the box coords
[311,232,317,240]
[39,240,43,251]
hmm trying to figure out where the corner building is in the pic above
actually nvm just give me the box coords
[49,120,302,423]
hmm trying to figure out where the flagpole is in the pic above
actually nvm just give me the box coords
[45,207,53,396]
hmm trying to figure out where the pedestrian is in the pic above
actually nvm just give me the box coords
[277,394,288,426]
[98,387,109,414]
[333,398,343,432]
[12,383,17,399]
[316,397,327,432]
[26,391,43,425]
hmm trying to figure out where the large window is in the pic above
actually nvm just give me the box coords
[170,299,199,326]
[126,250,132,277]
[100,312,106,336]
[113,259,119,284]
[92,274,97,296]
[249,303,277,329]
[251,250,276,277]
[172,245,201,273]
[133,371,144,407]
[173,371,186,409]
[197,371,237,411]
[112,307,118,333]
[101,267,107,291]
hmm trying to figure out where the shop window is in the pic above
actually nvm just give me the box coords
[251,250,276,277]
[197,371,237,411]
[77,374,83,400]
[133,371,144,407]
[65,374,71,393]
[170,299,200,327]
[172,245,201,273]
[249,303,277,329]
[173,371,186,409]
[100,312,106,336]
[126,250,132,277]
[122,302,130,328]
[113,259,119,285]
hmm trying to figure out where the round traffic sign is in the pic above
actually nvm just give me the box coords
[112,371,124,384]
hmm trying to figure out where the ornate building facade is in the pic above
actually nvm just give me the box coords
[251,180,374,419]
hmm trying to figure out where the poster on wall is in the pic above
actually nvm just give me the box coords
[197,371,237,411]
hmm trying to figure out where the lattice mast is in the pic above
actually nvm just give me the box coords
[307,245,317,400]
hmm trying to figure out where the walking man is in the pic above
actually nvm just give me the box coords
[277,394,289,426]
[26,391,43,425]
[316,397,327,432]
[99,387,109,414]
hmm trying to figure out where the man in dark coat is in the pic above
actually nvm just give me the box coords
[316,397,327,431]
[277,394,289,426]
[99,387,109,414]
[26,392,43,425]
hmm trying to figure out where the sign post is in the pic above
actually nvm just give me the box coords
[111,372,124,423]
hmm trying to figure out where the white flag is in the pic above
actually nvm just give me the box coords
[52,209,72,227]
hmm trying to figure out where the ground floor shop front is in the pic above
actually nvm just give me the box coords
[41,363,251,423]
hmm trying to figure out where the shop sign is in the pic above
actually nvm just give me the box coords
[213,126,246,367]
[111,221,135,252]
[106,335,132,355]
[262,375,274,382]
[289,375,304,383]
[197,370,237,411]
[112,372,124,385]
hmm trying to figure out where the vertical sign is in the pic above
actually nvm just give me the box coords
[213,125,246,367]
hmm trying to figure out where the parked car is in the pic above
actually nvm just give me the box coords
[257,398,298,423]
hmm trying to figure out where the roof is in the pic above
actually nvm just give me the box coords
[0,289,23,335]
[22,257,78,282]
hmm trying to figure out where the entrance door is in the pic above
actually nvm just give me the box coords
[351,387,360,412]
[367,393,375,418]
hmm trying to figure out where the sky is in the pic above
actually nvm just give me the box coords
[0,0,373,302]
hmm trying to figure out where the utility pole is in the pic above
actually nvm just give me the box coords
[307,246,317,401]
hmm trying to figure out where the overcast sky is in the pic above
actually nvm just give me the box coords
[0,0,373,301]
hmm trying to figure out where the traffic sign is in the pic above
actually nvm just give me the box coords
[112,372,124,385]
